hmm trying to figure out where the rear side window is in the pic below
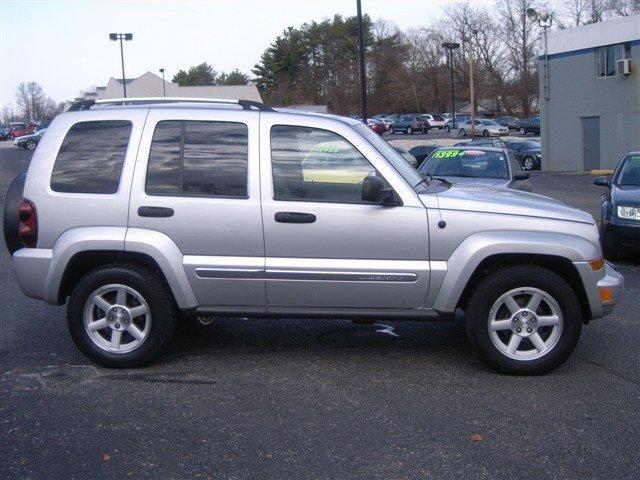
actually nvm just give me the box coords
[50,120,132,194]
[146,120,248,198]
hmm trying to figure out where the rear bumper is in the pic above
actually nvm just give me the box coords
[12,248,53,302]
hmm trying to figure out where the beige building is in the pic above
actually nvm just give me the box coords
[71,71,262,106]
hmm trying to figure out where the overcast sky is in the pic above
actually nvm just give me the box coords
[1,0,494,105]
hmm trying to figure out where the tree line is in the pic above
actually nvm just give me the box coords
[2,82,64,124]
[251,0,639,116]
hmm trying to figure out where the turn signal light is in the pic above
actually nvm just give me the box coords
[18,199,37,248]
[588,257,605,271]
[599,288,613,303]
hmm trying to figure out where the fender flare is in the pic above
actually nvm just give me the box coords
[430,230,600,313]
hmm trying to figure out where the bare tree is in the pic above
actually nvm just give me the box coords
[605,0,640,16]
[16,82,48,121]
[2,103,19,123]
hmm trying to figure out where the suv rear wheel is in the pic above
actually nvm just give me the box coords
[465,265,582,374]
[406,126,413,135]
[67,264,177,368]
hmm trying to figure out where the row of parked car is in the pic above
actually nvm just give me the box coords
[0,122,48,149]
[365,113,541,137]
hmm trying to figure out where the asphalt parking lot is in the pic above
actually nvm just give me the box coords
[1,143,638,480]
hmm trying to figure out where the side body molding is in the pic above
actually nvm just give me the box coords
[429,231,601,313]
[125,228,198,308]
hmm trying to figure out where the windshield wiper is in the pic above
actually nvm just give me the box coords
[414,171,451,188]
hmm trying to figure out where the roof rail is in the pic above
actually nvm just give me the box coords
[68,97,273,112]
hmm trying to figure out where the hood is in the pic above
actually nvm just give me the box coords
[442,177,509,188]
[612,185,640,206]
[427,182,594,224]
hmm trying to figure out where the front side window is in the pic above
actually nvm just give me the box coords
[146,120,248,197]
[51,120,132,194]
[271,125,382,203]
[596,43,630,77]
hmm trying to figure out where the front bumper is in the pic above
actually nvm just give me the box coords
[597,262,624,315]
[603,221,640,252]
[574,261,624,319]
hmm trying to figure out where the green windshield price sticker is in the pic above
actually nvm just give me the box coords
[432,149,463,158]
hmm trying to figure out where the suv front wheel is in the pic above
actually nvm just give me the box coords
[67,264,177,368]
[465,265,582,374]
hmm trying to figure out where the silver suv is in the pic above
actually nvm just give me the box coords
[3,98,623,374]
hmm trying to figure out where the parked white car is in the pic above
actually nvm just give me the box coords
[421,114,445,129]
[458,119,509,137]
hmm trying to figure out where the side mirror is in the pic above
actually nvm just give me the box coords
[514,172,530,181]
[362,175,400,206]
[593,176,610,187]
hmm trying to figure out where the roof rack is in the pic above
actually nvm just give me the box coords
[67,97,274,112]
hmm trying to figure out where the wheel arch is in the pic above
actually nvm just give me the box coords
[430,231,600,320]
[454,253,591,322]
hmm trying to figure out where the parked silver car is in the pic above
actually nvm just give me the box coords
[418,146,532,191]
[458,119,509,137]
[3,97,623,374]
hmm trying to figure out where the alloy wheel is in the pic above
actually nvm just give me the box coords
[487,287,563,361]
[524,157,534,170]
[83,284,152,353]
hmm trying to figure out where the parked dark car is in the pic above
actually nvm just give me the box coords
[517,117,540,135]
[594,151,640,260]
[408,144,439,166]
[495,116,520,129]
[455,138,508,148]
[13,129,46,150]
[506,140,542,170]
[389,115,428,135]
[393,145,419,168]
[0,123,10,141]
[418,146,531,191]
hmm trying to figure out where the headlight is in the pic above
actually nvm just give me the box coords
[617,206,640,220]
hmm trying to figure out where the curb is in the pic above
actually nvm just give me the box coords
[590,169,614,175]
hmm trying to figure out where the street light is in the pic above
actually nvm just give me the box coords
[442,42,460,131]
[159,68,166,97]
[526,8,553,101]
[109,33,133,98]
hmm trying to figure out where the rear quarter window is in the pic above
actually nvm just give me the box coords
[50,120,132,194]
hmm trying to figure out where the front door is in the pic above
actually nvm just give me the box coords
[259,114,430,310]
[129,108,265,308]
[582,116,600,171]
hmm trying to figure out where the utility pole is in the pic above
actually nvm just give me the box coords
[109,33,133,98]
[442,42,460,131]
[356,0,368,122]
[159,68,166,97]
[466,29,478,137]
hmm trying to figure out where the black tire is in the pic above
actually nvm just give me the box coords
[519,127,526,135]
[444,125,450,133]
[465,265,582,375]
[67,263,178,368]
[483,130,490,137]
[406,127,413,135]
[25,139,37,150]
[459,128,466,137]
[389,126,395,134]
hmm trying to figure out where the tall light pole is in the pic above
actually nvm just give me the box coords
[109,33,133,98]
[159,68,166,97]
[527,8,553,172]
[356,0,367,122]
[463,29,479,137]
[442,42,460,131]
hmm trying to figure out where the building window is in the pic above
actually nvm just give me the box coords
[596,43,630,77]
[146,120,248,198]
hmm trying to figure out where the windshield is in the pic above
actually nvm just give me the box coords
[419,148,509,180]
[482,120,498,126]
[616,153,640,187]
[354,123,423,187]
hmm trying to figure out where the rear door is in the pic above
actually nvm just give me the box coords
[128,107,265,308]
[259,114,430,311]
